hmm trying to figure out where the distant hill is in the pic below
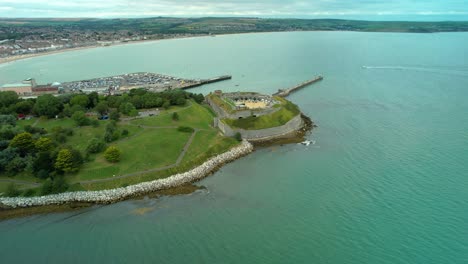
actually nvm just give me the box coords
[1,17,468,39]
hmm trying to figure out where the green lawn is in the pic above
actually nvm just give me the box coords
[131,102,214,129]
[80,131,239,191]
[66,124,143,152]
[71,128,191,181]
[16,118,36,128]
[222,97,300,130]
[182,130,238,165]
[35,118,76,130]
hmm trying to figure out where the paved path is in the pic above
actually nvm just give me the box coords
[0,179,41,187]
[79,129,199,184]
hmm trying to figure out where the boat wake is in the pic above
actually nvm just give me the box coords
[362,65,468,77]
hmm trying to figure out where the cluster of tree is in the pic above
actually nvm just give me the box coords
[0,89,204,119]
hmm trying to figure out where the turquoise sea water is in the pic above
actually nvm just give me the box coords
[1,32,468,263]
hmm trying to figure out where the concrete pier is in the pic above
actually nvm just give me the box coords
[273,76,323,97]
[181,75,232,89]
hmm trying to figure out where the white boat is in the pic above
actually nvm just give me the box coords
[300,140,316,146]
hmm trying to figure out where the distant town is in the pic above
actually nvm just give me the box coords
[1,17,468,59]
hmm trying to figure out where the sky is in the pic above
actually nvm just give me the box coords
[0,0,467,19]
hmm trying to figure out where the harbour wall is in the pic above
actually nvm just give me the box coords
[0,141,254,208]
[216,114,304,140]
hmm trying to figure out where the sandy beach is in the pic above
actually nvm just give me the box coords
[0,35,212,66]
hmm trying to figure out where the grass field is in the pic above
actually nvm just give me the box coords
[71,128,190,181]
[81,131,239,191]
[16,118,36,128]
[131,102,214,129]
[66,124,143,152]
[35,117,76,130]
[1,101,242,195]
[222,97,300,130]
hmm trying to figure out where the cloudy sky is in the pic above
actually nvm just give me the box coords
[0,0,467,18]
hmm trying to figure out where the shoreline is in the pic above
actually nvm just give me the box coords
[0,140,254,209]
[1,29,445,66]
[0,34,210,66]
[0,116,314,220]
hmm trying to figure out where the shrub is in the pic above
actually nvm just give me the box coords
[86,138,106,154]
[104,146,122,163]
[72,111,90,126]
[41,177,69,195]
[172,112,179,121]
[234,132,242,142]
[22,189,36,197]
[121,129,129,136]
[5,183,21,197]
[177,126,194,133]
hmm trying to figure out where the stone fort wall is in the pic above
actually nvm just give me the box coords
[215,114,304,141]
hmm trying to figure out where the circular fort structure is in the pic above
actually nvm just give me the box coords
[206,90,307,142]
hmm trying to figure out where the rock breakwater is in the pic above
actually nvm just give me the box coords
[0,141,253,208]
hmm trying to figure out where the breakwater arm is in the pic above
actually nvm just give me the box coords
[181,75,232,89]
[273,76,323,97]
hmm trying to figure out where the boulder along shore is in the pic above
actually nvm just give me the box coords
[0,140,253,209]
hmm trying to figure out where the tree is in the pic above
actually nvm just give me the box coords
[0,91,19,108]
[72,111,90,126]
[86,138,106,154]
[104,146,121,163]
[9,132,35,154]
[70,94,89,108]
[35,137,54,152]
[109,110,120,121]
[55,148,82,173]
[0,125,20,140]
[172,112,179,121]
[15,100,34,114]
[192,93,205,104]
[34,94,61,118]
[87,92,99,108]
[95,101,109,116]
[0,115,16,126]
[162,100,171,109]
[119,102,136,115]
[33,152,54,177]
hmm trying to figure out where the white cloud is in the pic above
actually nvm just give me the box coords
[0,0,467,18]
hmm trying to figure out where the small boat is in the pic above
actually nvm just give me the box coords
[300,140,316,146]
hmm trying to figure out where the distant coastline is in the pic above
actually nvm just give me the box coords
[2,17,468,66]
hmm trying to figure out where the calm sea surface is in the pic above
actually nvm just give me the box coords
[1,32,468,263]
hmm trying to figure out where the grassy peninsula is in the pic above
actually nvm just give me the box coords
[0,89,239,197]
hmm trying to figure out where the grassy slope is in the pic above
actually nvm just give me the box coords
[1,102,241,194]
[35,118,76,130]
[72,128,190,181]
[81,132,238,191]
[131,102,214,129]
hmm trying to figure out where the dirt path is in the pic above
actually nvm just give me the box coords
[0,179,41,188]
